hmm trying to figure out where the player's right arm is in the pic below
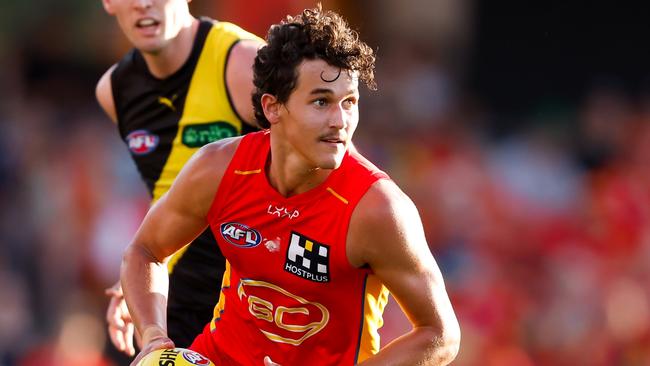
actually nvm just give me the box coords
[348,179,461,365]
[121,137,240,366]
[96,64,118,123]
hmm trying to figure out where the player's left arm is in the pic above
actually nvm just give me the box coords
[226,39,264,128]
[348,179,461,366]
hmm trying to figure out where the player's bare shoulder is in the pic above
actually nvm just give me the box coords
[358,179,414,222]
[347,179,421,268]
[96,64,118,123]
[187,136,244,182]
[198,135,243,162]
[226,39,264,125]
[166,136,245,218]
[228,39,263,74]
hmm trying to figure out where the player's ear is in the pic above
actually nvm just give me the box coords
[102,0,115,14]
[261,94,281,125]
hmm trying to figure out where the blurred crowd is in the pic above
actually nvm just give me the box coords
[1,1,649,365]
[363,80,650,365]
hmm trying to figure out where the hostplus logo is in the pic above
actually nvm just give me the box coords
[284,232,329,283]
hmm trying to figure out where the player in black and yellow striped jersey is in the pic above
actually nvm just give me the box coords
[95,0,263,356]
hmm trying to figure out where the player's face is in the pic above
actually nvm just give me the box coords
[279,59,360,170]
[103,0,191,53]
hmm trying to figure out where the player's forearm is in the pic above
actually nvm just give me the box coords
[120,243,170,342]
[359,326,460,366]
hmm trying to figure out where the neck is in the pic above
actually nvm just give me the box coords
[142,17,199,79]
[267,139,332,197]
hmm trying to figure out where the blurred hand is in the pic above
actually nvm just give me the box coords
[105,281,139,356]
[264,356,282,366]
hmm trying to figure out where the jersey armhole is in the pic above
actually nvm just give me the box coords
[205,135,251,224]
[340,175,391,273]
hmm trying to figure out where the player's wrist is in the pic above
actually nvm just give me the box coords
[141,325,169,345]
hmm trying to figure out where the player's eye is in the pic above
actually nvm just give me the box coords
[312,98,327,107]
[342,97,358,109]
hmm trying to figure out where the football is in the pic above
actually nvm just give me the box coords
[136,348,214,366]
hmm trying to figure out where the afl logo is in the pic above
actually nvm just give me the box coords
[220,222,262,248]
[126,130,159,155]
[182,349,212,365]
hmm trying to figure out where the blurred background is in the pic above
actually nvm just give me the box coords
[1,0,650,365]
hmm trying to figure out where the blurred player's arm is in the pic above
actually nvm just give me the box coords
[225,39,264,128]
[97,64,136,355]
[96,64,118,123]
[348,179,461,366]
[121,138,239,365]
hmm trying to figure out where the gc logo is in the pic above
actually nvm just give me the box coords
[237,279,329,345]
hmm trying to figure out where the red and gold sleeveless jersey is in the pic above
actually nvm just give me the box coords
[194,131,391,365]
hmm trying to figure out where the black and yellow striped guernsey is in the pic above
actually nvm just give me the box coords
[110,18,261,345]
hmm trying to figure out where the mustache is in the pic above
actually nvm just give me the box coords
[319,133,346,141]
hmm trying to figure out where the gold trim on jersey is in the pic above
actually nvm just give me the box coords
[234,169,262,175]
[326,187,349,204]
[210,260,232,331]
[356,275,389,363]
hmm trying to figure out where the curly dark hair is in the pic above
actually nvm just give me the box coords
[252,5,377,128]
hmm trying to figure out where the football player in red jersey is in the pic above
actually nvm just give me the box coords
[121,5,460,366]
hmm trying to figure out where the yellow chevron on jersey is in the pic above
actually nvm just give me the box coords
[153,22,262,204]
[153,22,261,274]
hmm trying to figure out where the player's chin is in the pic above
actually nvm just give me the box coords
[133,38,165,54]
[312,141,346,169]
[318,153,345,170]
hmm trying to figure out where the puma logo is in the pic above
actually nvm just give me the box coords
[158,94,178,111]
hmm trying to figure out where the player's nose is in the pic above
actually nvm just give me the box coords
[133,0,153,10]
